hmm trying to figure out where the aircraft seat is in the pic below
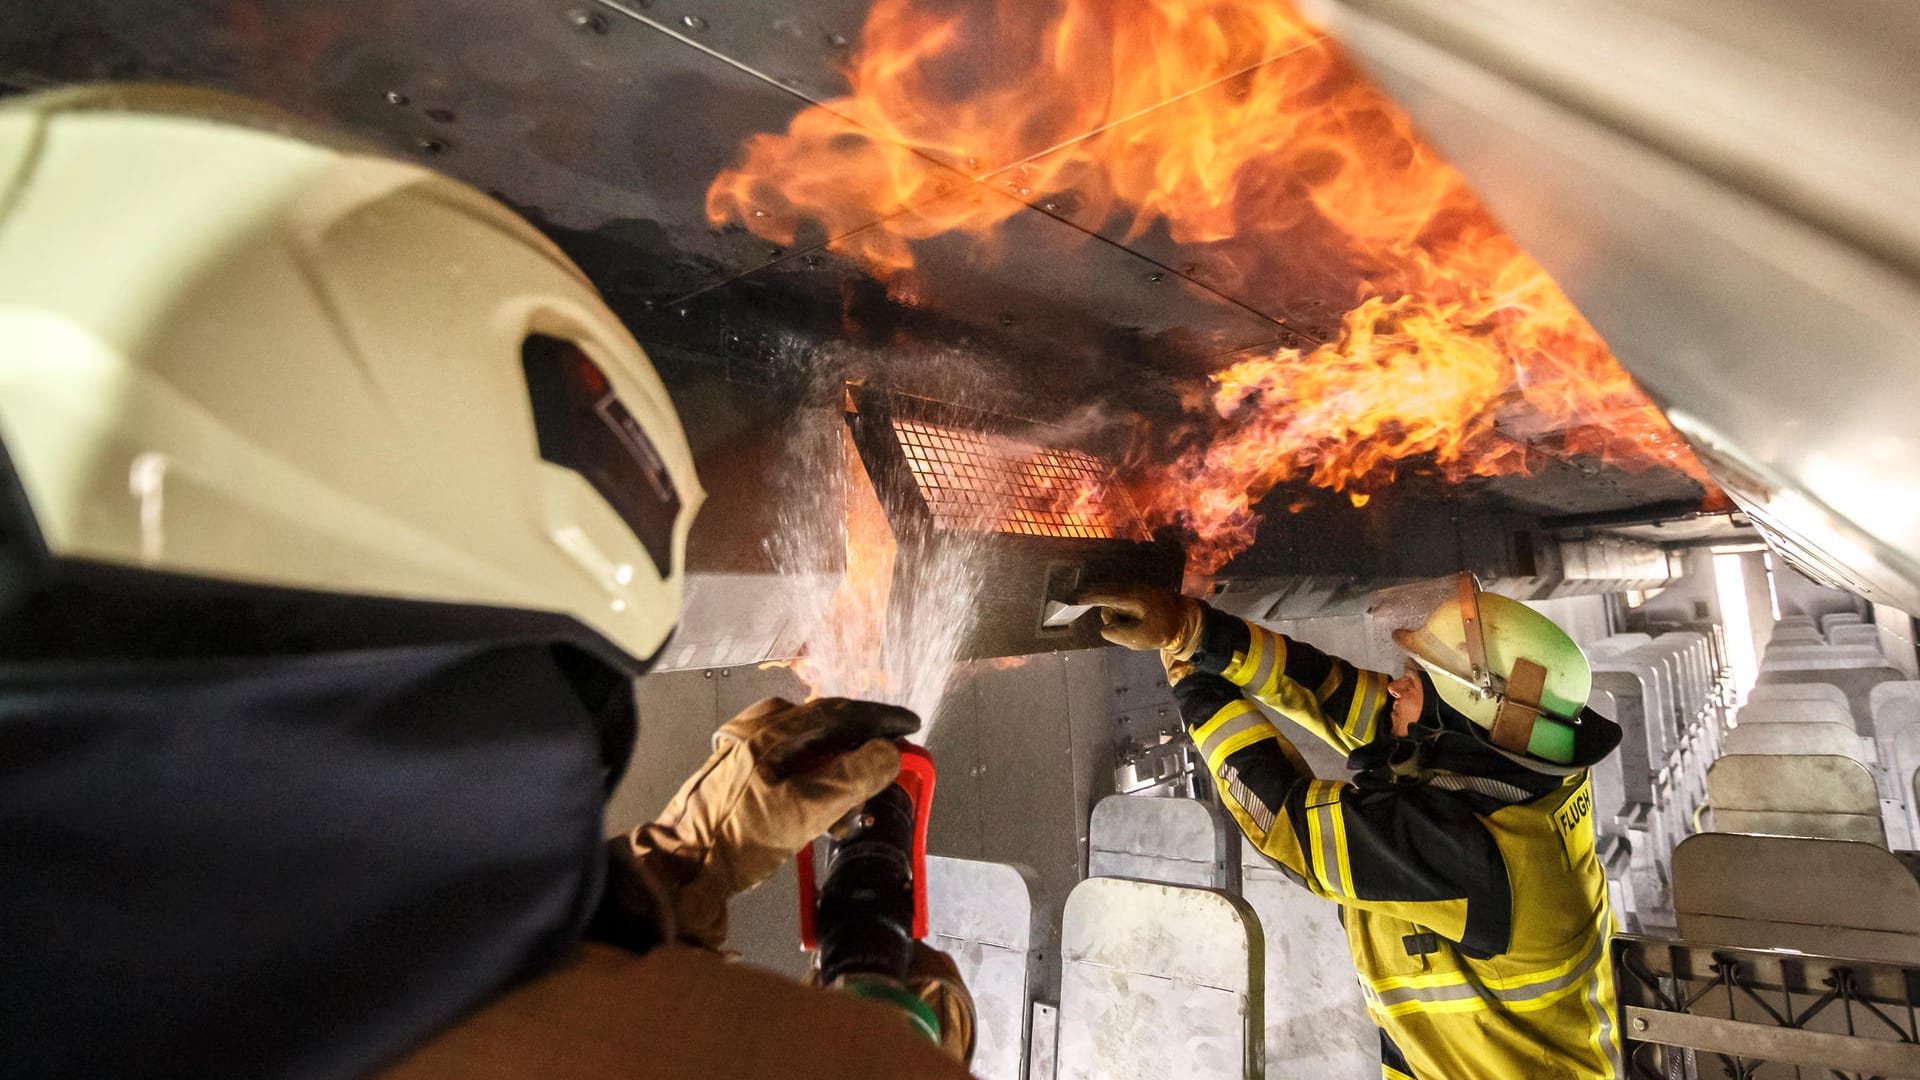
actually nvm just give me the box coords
[1704,754,1886,847]
[1673,833,1920,964]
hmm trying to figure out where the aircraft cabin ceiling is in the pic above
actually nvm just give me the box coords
[10,0,1905,616]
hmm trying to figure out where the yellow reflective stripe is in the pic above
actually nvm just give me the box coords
[1365,968,1473,993]
[1254,626,1283,696]
[1207,727,1280,774]
[1193,699,1256,746]
[1223,624,1261,685]
[1316,663,1343,703]
[1332,791,1353,891]
[1232,624,1283,698]
[1346,669,1386,743]
[1593,953,1622,1078]
[1581,958,1612,1079]
[1583,908,1623,1078]
[1306,779,1350,895]
[1369,990,1493,1019]
[1305,785,1328,886]
[1361,925,1603,996]
[1476,926,1603,991]
[1382,1067,1416,1080]
[1364,929,1612,1021]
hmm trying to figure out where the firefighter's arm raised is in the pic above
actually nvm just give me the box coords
[1078,586,1394,756]
[1173,673,1514,958]
[1185,606,1395,756]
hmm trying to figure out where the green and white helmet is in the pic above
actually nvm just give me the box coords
[1372,574,1597,770]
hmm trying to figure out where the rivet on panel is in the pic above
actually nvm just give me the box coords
[384,90,409,106]
[567,8,608,34]
[681,14,707,30]
[1145,271,1165,284]
[413,136,449,155]
[826,32,850,48]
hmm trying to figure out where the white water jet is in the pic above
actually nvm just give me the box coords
[768,409,990,738]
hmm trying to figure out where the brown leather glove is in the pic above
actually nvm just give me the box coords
[1078,584,1206,658]
[1160,651,1197,687]
[616,697,920,951]
[906,942,977,1066]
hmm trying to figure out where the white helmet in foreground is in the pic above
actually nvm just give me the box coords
[0,85,702,668]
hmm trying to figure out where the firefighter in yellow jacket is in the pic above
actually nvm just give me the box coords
[1083,578,1625,1080]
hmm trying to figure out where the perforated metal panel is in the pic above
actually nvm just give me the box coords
[892,418,1146,541]
[842,384,1184,658]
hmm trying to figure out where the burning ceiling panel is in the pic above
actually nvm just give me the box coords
[843,386,1184,658]
[890,417,1148,541]
[2,0,1721,592]
[1302,0,1920,610]
[688,0,1716,575]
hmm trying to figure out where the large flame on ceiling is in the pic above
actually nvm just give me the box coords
[708,0,1711,573]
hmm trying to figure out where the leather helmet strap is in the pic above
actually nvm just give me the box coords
[1491,658,1548,754]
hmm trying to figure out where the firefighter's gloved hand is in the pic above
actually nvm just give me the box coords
[1079,584,1206,658]
[1161,651,1197,687]
[618,696,920,951]
[908,942,978,1065]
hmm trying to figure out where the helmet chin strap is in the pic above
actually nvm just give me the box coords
[1488,657,1548,755]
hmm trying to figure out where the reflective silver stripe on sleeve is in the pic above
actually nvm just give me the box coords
[1351,670,1383,742]
[1198,708,1269,764]
[1248,626,1279,695]
[1310,792,1347,894]
[1223,764,1277,834]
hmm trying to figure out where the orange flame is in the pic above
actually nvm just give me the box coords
[782,427,900,701]
[709,0,1712,574]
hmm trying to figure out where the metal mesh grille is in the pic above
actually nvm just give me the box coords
[892,418,1147,540]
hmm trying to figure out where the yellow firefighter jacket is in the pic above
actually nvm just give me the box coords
[1173,608,1622,1080]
